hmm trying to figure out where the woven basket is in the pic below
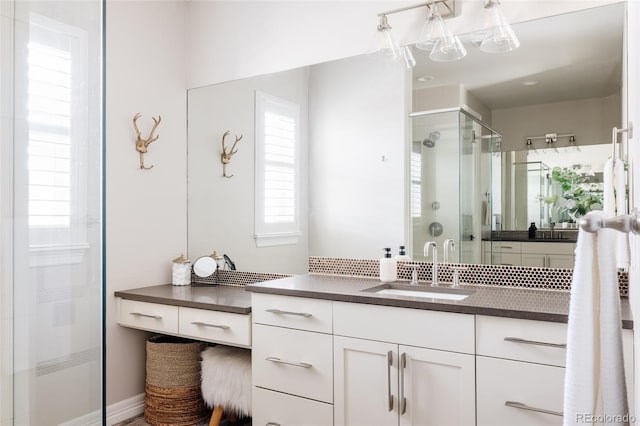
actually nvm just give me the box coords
[144,335,209,426]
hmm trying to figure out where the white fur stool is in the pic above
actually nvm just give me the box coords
[200,345,252,426]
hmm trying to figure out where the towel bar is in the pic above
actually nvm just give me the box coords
[578,211,640,235]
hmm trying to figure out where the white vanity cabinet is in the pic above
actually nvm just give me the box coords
[333,302,476,426]
[251,293,334,426]
[520,242,575,268]
[475,315,634,426]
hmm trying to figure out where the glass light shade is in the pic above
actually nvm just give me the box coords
[429,35,467,62]
[415,10,448,51]
[368,16,401,61]
[478,0,520,53]
[400,45,416,69]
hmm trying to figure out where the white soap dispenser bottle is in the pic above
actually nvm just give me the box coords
[379,248,397,283]
[395,245,410,261]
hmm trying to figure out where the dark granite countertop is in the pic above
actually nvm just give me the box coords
[114,284,251,314]
[245,274,633,329]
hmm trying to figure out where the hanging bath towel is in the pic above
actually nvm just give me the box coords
[563,211,629,425]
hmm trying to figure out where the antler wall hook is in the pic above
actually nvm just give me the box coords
[221,130,243,178]
[133,112,161,170]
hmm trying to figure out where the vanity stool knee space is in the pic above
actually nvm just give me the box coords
[201,345,252,426]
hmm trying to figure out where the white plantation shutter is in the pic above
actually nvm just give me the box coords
[255,92,300,246]
[24,13,89,259]
[28,40,73,228]
[411,149,422,218]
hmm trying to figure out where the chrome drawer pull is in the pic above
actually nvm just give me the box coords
[265,308,312,318]
[266,423,281,426]
[130,312,162,320]
[504,337,567,349]
[387,351,394,412]
[265,356,312,368]
[399,352,407,415]
[505,401,563,417]
[190,321,230,330]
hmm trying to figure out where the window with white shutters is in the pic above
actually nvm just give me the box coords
[255,91,300,247]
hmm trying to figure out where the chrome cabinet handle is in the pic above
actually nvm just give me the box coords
[504,337,567,349]
[265,356,312,368]
[505,401,563,417]
[399,352,407,415]
[130,312,162,319]
[265,308,312,318]
[190,321,230,330]
[266,423,281,426]
[386,351,394,412]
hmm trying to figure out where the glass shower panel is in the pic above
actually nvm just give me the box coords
[458,113,480,264]
[2,0,103,424]
[410,110,460,261]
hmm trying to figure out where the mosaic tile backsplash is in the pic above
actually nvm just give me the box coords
[308,256,629,296]
[191,269,290,287]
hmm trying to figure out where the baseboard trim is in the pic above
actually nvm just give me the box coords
[106,393,145,425]
[58,410,102,426]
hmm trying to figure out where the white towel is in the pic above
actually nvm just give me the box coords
[563,211,629,425]
[603,159,630,270]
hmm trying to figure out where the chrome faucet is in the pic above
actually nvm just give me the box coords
[423,241,438,286]
[443,239,455,263]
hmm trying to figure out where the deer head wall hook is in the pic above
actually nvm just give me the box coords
[133,112,161,170]
[221,130,243,178]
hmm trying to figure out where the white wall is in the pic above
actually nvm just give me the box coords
[187,68,310,274]
[308,54,409,259]
[186,0,619,89]
[105,0,187,407]
[493,94,621,152]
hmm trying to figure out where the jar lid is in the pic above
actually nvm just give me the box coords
[172,254,190,263]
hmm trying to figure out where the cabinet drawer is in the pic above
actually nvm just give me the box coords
[521,242,575,256]
[253,387,333,426]
[492,242,521,253]
[252,293,332,333]
[178,307,251,347]
[253,324,333,403]
[476,315,567,366]
[477,356,564,426]
[494,252,522,266]
[117,298,179,334]
[334,302,474,354]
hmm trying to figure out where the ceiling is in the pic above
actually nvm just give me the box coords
[412,3,624,110]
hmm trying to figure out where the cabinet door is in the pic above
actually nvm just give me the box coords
[334,336,398,426]
[399,346,475,426]
[521,253,546,267]
[547,254,574,269]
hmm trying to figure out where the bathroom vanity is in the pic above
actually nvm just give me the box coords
[115,273,634,426]
[245,274,634,426]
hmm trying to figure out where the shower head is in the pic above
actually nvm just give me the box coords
[423,131,440,148]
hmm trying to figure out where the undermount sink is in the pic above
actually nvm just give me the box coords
[362,283,475,301]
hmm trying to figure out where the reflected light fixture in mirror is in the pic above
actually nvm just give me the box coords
[477,0,520,53]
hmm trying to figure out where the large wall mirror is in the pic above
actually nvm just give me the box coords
[187,2,626,274]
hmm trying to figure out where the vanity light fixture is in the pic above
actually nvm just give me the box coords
[525,132,576,153]
[476,0,520,53]
[371,0,519,69]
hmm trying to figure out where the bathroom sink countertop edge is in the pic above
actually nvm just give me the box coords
[245,274,633,329]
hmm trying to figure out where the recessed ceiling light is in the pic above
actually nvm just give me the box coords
[416,75,434,82]
[522,80,539,86]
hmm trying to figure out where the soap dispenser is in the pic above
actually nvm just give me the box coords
[395,245,411,261]
[528,222,537,238]
[379,248,397,283]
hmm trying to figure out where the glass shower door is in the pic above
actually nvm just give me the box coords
[1,0,104,424]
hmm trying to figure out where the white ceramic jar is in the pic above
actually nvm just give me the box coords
[172,254,192,286]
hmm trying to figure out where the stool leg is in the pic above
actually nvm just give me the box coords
[209,406,224,426]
